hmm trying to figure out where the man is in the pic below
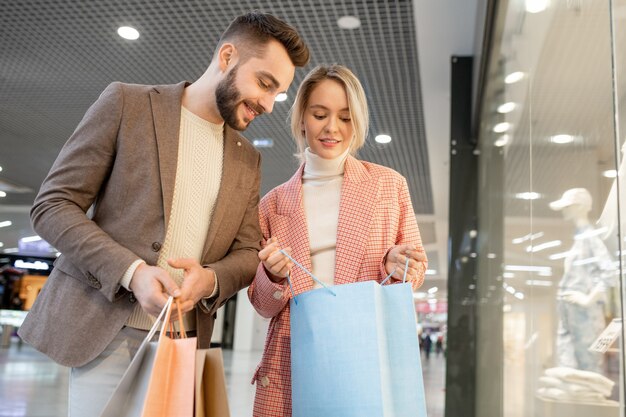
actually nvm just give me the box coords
[18,11,309,416]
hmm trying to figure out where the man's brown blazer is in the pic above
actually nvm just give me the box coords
[18,81,262,367]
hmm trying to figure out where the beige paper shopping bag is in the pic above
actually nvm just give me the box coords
[100,297,196,417]
[141,298,196,417]
[195,348,230,417]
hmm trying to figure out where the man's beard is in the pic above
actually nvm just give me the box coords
[215,65,249,131]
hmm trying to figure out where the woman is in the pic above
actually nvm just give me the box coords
[248,64,427,416]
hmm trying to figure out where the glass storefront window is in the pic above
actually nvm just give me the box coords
[476,1,625,416]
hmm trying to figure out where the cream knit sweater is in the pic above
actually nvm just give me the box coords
[126,106,224,330]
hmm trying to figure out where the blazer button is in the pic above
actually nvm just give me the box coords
[273,290,283,300]
[129,293,137,303]
[260,376,270,387]
[151,242,162,252]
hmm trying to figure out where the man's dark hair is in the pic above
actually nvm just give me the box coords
[217,11,310,67]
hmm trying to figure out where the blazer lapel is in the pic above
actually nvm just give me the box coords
[202,126,243,258]
[277,166,315,295]
[150,82,187,228]
[334,156,380,285]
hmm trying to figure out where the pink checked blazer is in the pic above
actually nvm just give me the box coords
[248,156,427,416]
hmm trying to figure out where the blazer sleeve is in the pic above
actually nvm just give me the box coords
[30,82,141,301]
[380,175,428,289]
[247,191,291,319]
[203,152,263,316]
[397,175,427,288]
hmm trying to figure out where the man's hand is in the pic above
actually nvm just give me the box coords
[129,263,181,317]
[384,244,427,282]
[167,258,216,315]
[259,237,293,283]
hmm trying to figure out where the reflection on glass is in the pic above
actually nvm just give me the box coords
[475,0,624,416]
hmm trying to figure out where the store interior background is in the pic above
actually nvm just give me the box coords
[0,0,477,350]
[0,1,481,415]
[6,0,626,416]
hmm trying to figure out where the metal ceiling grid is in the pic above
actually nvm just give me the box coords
[0,0,433,214]
[0,0,432,252]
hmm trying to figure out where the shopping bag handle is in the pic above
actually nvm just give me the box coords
[140,296,174,346]
[158,297,187,341]
[380,256,410,285]
[278,249,337,305]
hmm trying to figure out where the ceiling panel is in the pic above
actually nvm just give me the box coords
[0,0,433,253]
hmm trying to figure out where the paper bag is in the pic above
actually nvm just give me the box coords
[195,348,230,417]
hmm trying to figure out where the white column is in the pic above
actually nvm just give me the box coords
[233,288,269,351]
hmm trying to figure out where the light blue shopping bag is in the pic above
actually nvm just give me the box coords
[283,252,427,417]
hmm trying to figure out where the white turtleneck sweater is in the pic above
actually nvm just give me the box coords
[302,147,350,288]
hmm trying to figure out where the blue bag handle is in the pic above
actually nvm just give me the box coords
[278,249,336,305]
[278,249,410,304]
[380,256,410,285]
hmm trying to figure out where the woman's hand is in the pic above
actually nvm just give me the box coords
[384,244,426,282]
[259,237,294,283]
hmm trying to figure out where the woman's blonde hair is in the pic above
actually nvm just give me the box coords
[290,64,369,158]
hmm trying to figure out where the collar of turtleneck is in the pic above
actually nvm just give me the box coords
[302,147,350,180]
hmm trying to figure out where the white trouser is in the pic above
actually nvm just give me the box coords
[68,326,147,417]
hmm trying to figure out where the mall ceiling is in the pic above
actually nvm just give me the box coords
[0,0,482,296]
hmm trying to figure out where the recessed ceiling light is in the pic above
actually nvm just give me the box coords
[375,134,392,144]
[0,191,5,197]
[603,169,617,178]
[0,166,3,172]
[526,280,553,287]
[425,269,437,275]
[497,102,516,113]
[337,15,361,30]
[549,250,573,260]
[505,71,525,84]
[252,138,274,148]
[275,93,288,102]
[525,0,549,13]
[512,232,544,244]
[0,221,12,228]
[550,134,574,144]
[525,240,562,253]
[515,192,541,200]
[493,122,511,133]
[117,26,140,40]
[494,134,510,147]
[0,242,3,248]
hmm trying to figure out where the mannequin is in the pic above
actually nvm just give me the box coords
[550,188,614,374]
[597,142,625,245]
